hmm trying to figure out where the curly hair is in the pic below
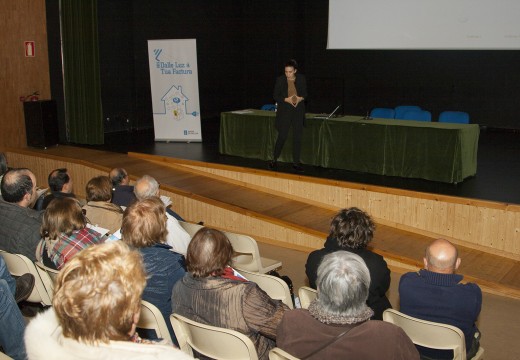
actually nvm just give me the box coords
[53,241,146,344]
[329,207,375,250]
[121,197,167,248]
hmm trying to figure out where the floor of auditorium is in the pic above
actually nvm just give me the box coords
[36,118,520,358]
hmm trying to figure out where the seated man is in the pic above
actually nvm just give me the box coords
[277,251,419,359]
[399,238,482,359]
[134,175,191,254]
[41,168,78,210]
[109,168,137,207]
[0,168,42,261]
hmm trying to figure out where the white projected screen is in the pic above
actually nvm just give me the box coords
[328,0,520,50]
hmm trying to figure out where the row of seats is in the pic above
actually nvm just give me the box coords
[142,286,481,360]
[0,220,285,308]
[370,105,470,124]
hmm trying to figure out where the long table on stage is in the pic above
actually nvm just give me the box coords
[219,110,479,183]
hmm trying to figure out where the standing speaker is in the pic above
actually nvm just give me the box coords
[23,100,59,148]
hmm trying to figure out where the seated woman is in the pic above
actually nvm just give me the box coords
[121,197,186,342]
[278,251,419,359]
[24,241,192,360]
[82,175,123,234]
[305,207,391,319]
[171,227,288,360]
[37,197,104,270]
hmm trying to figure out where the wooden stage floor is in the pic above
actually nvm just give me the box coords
[12,144,520,300]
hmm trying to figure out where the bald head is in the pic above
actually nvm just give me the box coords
[134,175,159,200]
[109,168,129,187]
[1,168,37,206]
[424,239,461,274]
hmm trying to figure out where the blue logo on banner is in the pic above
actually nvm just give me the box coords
[154,49,162,61]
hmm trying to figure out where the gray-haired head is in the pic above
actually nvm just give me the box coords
[316,251,371,317]
[134,175,159,200]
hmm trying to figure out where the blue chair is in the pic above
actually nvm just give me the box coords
[261,104,276,111]
[401,110,432,122]
[370,108,395,119]
[394,105,421,119]
[438,111,470,124]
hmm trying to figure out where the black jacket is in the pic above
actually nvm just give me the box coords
[273,73,308,131]
[305,236,392,320]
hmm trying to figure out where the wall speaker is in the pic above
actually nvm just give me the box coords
[23,100,59,148]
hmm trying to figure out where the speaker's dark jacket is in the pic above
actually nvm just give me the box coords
[273,73,308,131]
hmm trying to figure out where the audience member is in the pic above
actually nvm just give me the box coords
[172,227,288,360]
[305,207,391,319]
[37,197,104,270]
[82,175,123,234]
[134,175,190,254]
[122,197,186,342]
[399,238,482,359]
[41,168,78,210]
[24,241,192,360]
[0,152,7,196]
[109,168,137,207]
[0,168,42,260]
[0,256,35,360]
[278,251,419,359]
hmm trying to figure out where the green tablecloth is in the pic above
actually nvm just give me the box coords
[219,110,479,183]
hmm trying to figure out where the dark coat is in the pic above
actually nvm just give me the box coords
[140,243,186,341]
[111,184,137,207]
[0,199,42,261]
[273,73,308,131]
[305,236,392,320]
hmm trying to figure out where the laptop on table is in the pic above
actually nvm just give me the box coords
[313,105,341,119]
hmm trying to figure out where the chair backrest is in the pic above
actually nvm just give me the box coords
[224,231,282,274]
[139,300,173,343]
[0,351,14,360]
[34,261,58,295]
[438,111,470,124]
[383,309,466,359]
[401,109,432,122]
[238,269,293,309]
[178,221,204,238]
[269,347,300,360]
[261,104,276,111]
[370,107,395,119]
[0,251,52,306]
[394,105,421,119]
[170,313,259,360]
[297,286,317,309]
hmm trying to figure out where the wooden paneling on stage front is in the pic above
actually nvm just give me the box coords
[4,146,520,299]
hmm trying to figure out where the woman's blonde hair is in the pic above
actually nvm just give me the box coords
[52,241,146,344]
[40,197,85,239]
[121,197,167,248]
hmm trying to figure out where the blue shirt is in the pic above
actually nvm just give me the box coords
[399,269,481,359]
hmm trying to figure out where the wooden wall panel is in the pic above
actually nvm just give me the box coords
[0,0,51,148]
[175,161,520,259]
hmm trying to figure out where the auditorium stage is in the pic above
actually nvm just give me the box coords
[99,117,520,206]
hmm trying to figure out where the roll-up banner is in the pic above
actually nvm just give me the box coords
[147,39,202,141]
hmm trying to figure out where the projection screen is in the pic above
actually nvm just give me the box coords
[328,0,520,50]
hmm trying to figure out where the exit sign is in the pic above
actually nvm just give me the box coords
[24,41,35,57]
